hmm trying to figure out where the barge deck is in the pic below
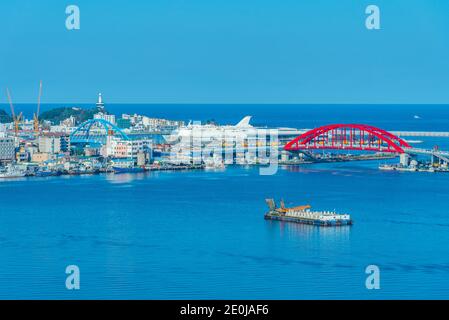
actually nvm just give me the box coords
[265,199,353,227]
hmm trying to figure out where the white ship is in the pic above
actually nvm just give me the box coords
[163,116,305,145]
[163,116,306,165]
[0,165,27,179]
[204,157,225,170]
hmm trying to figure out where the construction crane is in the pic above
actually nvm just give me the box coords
[265,198,311,213]
[34,80,43,136]
[279,199,311,213]
[6,87,22,137]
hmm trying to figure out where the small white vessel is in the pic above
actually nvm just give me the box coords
[0,164,27,179]
[204,158,225,170]
[379,164,396,171]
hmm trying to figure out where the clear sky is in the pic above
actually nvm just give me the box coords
[1,0,449,104]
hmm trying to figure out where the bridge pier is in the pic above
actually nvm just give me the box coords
[280,150,290,162]
[399,153,411,166]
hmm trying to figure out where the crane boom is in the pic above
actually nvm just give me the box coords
[6,87,22,136]
[271,199,312,213]
[286,205,311,212]
[37,80,42,117]
[6,88,15,119]
[34,80,43,135]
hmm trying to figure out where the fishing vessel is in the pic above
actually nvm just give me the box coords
[264,199,352,227]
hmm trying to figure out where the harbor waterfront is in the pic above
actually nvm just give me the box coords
[1,104,449,299]
[2,163,449,299]
[2,98,449,177]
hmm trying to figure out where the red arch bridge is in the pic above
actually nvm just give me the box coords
[283,124,449,161]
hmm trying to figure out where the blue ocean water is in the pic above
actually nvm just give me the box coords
[1,104,449,299]
[9,103,449,132]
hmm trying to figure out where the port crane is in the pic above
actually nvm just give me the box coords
[266,199,311,213]
[279,199,311,213]
[5,88,22,136]
[34,80,43,136]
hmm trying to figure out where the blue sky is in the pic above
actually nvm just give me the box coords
[1,0,449,103]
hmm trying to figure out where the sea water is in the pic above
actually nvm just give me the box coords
[1,104,449,299]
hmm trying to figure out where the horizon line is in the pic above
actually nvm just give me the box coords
[3,102,449,106]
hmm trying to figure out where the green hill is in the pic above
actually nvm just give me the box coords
[0,109,12,123]
[40,106,108,124]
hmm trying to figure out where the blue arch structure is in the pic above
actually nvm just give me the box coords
[70,118,130,145]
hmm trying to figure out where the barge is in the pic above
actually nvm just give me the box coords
[264,199,352,227]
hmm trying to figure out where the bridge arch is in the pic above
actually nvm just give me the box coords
[70,118,130,145]
[284,124,411,154]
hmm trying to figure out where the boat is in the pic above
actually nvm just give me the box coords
[379,164,396,171]
[35,170,61,177]
[112,166,145,174]
[0,165,27,179]
[204,157,225,170]
[264,199,352,227]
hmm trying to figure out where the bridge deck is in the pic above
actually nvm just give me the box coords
[391,131,449,137]
[405,147,449,157]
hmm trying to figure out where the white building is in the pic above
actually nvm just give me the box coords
[60,116,76,128]
[120,114,184,131]
[102,136,152,160]
[0,137,15,162]
[50,125,76,134]
[94,112,116,125]
[38,135,62,154]
[0,125,8,136]
[128,139,152,158]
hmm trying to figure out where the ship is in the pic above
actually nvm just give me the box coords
[163,116,305,145]
[264,199,352,227]
[0,165,27,179]
[35,170,61,177]
[204,156,225,170]
[112,166,145,174]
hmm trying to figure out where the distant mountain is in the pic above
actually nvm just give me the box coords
[0,109,12,123]
[40,106,108,125]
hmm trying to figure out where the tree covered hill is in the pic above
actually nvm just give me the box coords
[39,106,108,124]
[0,106,108,125]
[0,109,12,123]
